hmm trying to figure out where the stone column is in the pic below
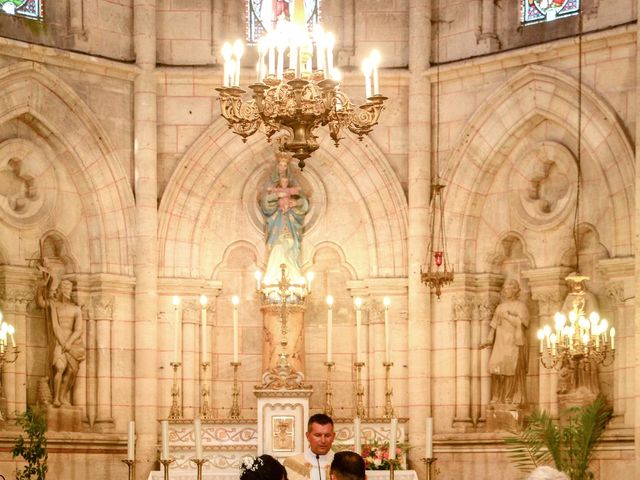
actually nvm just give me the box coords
[93,295,115,429]
[407,0,431,471]
[478,0,500,51]
[524,267,570,416]
[211,0,223,61]
[134,0,158,477]
[605,282,625,419]
[452,295,474,429]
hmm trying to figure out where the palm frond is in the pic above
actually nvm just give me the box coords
[504,409,558,472]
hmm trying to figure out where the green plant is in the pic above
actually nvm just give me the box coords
[11,407,48,480]
[505,396,612,480]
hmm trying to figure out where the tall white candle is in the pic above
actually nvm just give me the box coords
[172,296,181,363]
[371,50,381,95]
[355,297,362,363]
[326,296,334,363]
[222,43,232,87]
[384,297,391,363]
[362,59,372,99]
[268,43,275,76]
[232,296,239,363]
[161,420,170,461]
[194,418,203,460]
[354,417,361,455]
[277,45,285,79]
[425,417,433,459]
[127,420,135,461]
[200,295,208,363]
[254,271,262,291]
[233,40,244,86]
[326,33,335,74]
[389,417,398,461]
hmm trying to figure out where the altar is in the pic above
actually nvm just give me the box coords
[147,469,419,480]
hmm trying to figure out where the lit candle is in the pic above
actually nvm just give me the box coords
[326,33,335,74]
[161,420,170,461]
[227,60,236,89]
[362,58,372,99]
[127,420,135,461]
[222,43,232,87]
[258,38,267,82]
[172,296,181,363]
[268,37,276,76]
[233,40,244,86]
[326,296,334,363]
[7,324,15,348]
[306,271,314,293]
[537,329,544,353]
[232,296,239,363]
[383,297,391,364]
[354,417,361,455]
[371,50,381,95]
[389,417,398,461]
[277,44,285,79]
[194,418,203,460]
[200,295,208,363]
[610,327,616,350]
[254,271,262,291]
[355,297,362,363]
[425,417,433,459]
[314,25,325,72]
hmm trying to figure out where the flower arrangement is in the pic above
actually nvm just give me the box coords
[360,440,406,471]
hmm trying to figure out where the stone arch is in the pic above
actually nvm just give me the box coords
[210,240,261,280]
[559,222,610,272]
[305,241,358,280]
[0,62,135,274]
[486,232,536,275]
[444,64,634,271]
[158,118,408,280]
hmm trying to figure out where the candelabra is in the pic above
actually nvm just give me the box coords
[160,458,174,480]
[323,361,334,417]
[168,362,182,420]
[538,274,615,371]
[421,458,437,480]
[389,462,395,480]
[383,361,395,419]
[229,361,241,419]
[218,24,387,171]
[200,361,214,420]
[354,361,366,418]
[190,458,208,480]
[121,459,134,480]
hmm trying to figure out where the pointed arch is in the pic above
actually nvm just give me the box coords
[0,62,135,275]
[444,64,634,270]
[158,118,408,280]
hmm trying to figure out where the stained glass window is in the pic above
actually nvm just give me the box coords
[522,0,579,25]
[247,0,321,44]
[0,0,43,20]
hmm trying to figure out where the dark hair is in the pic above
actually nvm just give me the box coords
[240,455,287,480]
[330,451,366,480]
[307,413,334,431]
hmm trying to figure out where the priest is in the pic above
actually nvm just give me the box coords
[284,414,336,480]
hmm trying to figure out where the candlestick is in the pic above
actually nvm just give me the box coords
[326,296,334,363]
[383,297,391,363]
[194,418,203,460]
[172,296,181,363]
[324,361,335,417]
[200,361,214,419]
[354,361,366,418]
[200,295,208,363]
[121,459,135,480]
[389,417,398,460]
[353,416,361,455]
[191,458,208,480]
[383,361,395,418]
[160,458,174,480]
[425,417,433,459]
[229,361,242,419]
[420,457,437,480]
[168,362,182,420]
[232,296,239,363]
[355,297,362,363]
[161,420,170,461]
[127,420,135,461]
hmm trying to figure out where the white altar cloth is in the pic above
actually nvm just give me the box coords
[148,469,419,480]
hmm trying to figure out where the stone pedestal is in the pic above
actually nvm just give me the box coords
[485,404,524,432]
[47,405,84,432]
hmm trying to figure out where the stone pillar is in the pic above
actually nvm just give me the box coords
[407,0,431,471]
[93,295,115,429]
[211,0,223,61]
[524,267,570,416]
[452,295,473,429]
[478,0,500,51]
[134,0,158,477]
[605,282,625,419]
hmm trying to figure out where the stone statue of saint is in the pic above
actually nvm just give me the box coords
[558,274,600,398]
[35,264,85,408]
[482,279,530,405]
[260,151,309,294]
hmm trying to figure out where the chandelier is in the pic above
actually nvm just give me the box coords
[420,1,453,300]
[217,21,387,170]
[538,274,615,369]
[538,9,615,371]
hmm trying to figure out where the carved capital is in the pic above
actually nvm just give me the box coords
[1,285,35,310]
[477,299,499,322]
[452,295,475,321]
[91,295,114,319]
[531,289,565,316]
